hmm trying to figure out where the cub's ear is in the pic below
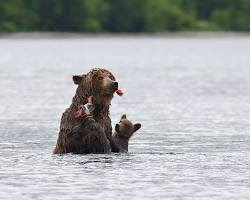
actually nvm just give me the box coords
[121,114,127,120]
[72,74,86,85]
[133,123,141,132]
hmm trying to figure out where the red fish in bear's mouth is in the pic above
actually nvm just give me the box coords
[113,88,124,96]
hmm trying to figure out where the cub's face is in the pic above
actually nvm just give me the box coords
[115,114,141,139]
[73,68,119,105]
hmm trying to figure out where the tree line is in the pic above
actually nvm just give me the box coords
[0,0,250,32]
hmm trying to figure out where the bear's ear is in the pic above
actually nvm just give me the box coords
[72,74,86,85]
[121,114,127,120]
[133,123,141,132]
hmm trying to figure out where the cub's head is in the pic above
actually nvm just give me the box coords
[115,114,141,139]
[73,68,119,105]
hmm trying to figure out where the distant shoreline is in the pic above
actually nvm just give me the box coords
[0,32,250,39]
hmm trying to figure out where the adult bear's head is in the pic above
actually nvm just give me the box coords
[72,68,119,107]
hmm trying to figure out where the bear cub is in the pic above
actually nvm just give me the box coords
[112,114,141,152]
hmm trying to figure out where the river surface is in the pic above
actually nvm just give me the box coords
[0,35,250,200]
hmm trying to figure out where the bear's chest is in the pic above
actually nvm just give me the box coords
[94,116,112,136]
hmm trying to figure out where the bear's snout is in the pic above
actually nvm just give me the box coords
[111,81,118,90]
[103,78,119,92]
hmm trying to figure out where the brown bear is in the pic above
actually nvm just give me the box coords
[112,114,141,152]
[53,68,124,154]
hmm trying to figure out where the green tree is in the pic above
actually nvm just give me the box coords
[145,0,194,31]
[0,0,250,32]
[0,0,38,31]
[211,0,250,31]
[56,0,110,32]
[103,0,146,32]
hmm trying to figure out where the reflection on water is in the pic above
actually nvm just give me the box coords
[0,35,250,200]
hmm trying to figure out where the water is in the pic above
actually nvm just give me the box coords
[0,35,250,200]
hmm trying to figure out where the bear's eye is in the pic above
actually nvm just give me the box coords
[97,76,103,81]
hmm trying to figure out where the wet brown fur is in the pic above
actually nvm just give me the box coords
[53,68,121,154]
[112,114,141,152]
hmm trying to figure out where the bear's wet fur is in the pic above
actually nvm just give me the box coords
[53,68,122,154]
[112,114,141,152]
[62,116,111,154]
